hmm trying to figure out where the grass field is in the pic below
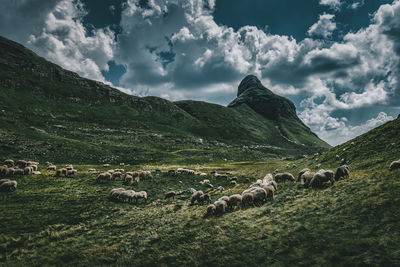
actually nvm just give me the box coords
[1,157,399,266]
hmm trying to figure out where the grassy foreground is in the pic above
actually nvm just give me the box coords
[1,158,399,266]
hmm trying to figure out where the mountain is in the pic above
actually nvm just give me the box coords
[0,35,329,163]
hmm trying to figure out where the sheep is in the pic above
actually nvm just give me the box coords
[139,171,152,179]
[47,165,57,171]
[0,166,8,177]
[97,172,112,183]
[262,185,275,201]
[125,190,136,203]
[112,171,123,180]
[0,179,11,186]
[168,169,176,175]
[241,193,254,208]
[67,169,77,176]
[218,196,229,202]
[315,164,321,169]
[66,165,74,171]
[335,165,350,181]
[230,176,238,182]
[214,200,227,215]
[199,173,207,176]
[29,165,38,171]
[204,183,214,189]
[191,190,204,205]
[23,166,32,175]
[61,168,67,176]
[297,168,311,182]
[124,175,134,185]
[118,190,133,202]
[186,188,197,194]
[205,204,216,217]
[263,173,273,182]
[215,174,228,179]
[199,179,210,185]
[16,160,27,168]
[274,172,295,183]
[0,180,17,192]
[103,164,110,167]
[199,193,211,205]
[389,160,400,171]
[4,160,14,167]
[217,186,224,192]
[134,176,140,184]
[230,181,237,186]
[120,163,125,166]
[32,171,41,175]
[155,168,161,173]
[14,168,24,176]
[55,169,62,177]
[7,168,15,176]
[227,194,242,211]
[88,168,96,172]
[165,191,176,200]
[250,188,268,206]
[309,170,335,188]
[27,161,39,166]
[133,191,147,204]
[115,169,125,173]
[300,171,316,188]
[109,188,126,201]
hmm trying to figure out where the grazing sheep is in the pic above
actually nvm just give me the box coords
[4,160,14,167]
[215,174,228,179]
[55,169,62,177]
[227,194,242,210]
[139,171,152,179]
[274,172,295,183]
[7,168,15,176]
[112,171,123,180]
[300,171,316,188]
[204,183,214,189]
[0,166,8,177]
[67,169,77,176]
[199,173,207,176]
[245,178,250,183]
[335,165,350,181]
[230,181,237,186]
[16,160,27,168]
[186,188,197,194]
[191,190,204,205]
[133,191,147,204]
[61,168,67,176]
[297,168,311,182]
[0,180,17,192]
[199,193,211,205]
[315,164,321,169]
[120,163,125,166]
[47,165,57,171]
[27,161,39,166]
[65,165,74,171]
[205,204,216,217]
[103,164,110,167]
[336,155,340,160]
[242,193,254,208]
[250,188,268,206]
[134,176,140,185]
[217,186,224,192]
[217,196,228,202]
[24,166,33,175]
[262,185,275,201]
[88,168,96,172]
[97,172,112,183]
[124,175,134,185]
[109,188,126,201]
[199,179,210,185]
[32,171,41,175]
[168,169,176,175]
[263,173,273,182]
[389,160,400,171]
[14,168,24,176]
[309,170,335,188]
[165,191,176,200]
[214,200,227,215]
[230,176,238,182]
[29,165,38,171]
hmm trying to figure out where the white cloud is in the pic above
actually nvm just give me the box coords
[348,0,365,10]
[308,14,337,38]
[319,0,342,11]
[27,0,116,82]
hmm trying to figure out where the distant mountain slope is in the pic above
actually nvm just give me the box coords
[302,114,400,170]
[0,35,329,163]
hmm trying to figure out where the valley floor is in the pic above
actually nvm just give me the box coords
[1,160,400,266]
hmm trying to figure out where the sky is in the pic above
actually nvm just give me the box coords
[0,0,400,146]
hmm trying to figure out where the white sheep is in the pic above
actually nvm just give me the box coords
[389,160,400,171]
[0,180,17,192]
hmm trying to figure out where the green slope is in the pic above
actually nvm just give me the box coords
[0,35,329,163]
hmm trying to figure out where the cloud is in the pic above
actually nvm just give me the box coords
[319,0,342,11]
[348,0,365,10]
[27,0,116,82]
[307,14,337,38]
[301,111,394,146]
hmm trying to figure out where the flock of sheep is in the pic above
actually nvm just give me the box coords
[1,157,400,219]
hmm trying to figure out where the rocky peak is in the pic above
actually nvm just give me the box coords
[228,75,299,121]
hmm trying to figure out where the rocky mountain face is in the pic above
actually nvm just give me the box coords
[229,75,298,121]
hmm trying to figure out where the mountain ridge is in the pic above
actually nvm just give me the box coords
[0,35,330,163]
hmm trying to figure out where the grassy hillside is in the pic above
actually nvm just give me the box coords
[1,155,399,265]
[0,36,329,164]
